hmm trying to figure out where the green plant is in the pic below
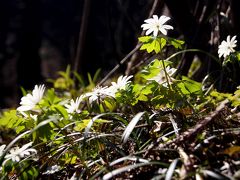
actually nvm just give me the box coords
[0,14,240,180]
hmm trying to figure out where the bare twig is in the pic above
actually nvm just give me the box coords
[73,0,91,74]
[98,43,142,86]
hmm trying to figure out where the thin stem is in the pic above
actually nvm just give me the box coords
[159,35,172,90]
[161,59,172,90]
[166,48,220,65]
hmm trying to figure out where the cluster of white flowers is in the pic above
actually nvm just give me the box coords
[218,35,237,59]
[148,66,177,86]
[16,75,133,119]
[141,15,173,37]
[84,75,133,104]
[85,86,114,104]
[107,75,133,96]
[1,142,37,164]
[17,85,45,112]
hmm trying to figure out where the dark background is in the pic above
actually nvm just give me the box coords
[0,0,239,108]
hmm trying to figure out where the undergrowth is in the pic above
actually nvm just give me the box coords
[0,15,240,179]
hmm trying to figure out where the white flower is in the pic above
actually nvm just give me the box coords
[148,66,177,86]
[17,85,45,112]
[218,35,237,58]
[65,95,84,113]
[43,165,61,175]
[141,15,173,36]
[108,75,133,96]
[30,114,38,121]
[0,144,6,157]
[85,86,113,104]
[4,142,37,163]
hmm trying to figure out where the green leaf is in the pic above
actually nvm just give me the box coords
[104,97,116,112]
[56,65,74,89]
[75,119,110,132]
[87,72,94,85]
[133,83,155,102]
[75,119,91,131]
[133,84,143,93]
[230,89,240,107]
[141,84,154,95]
[34,117,56,142]
[0,110,26,131]
[137,94,148,101]
[178,76,202,95]
[159,37,167,50]
[141,59,172,79]
[150,59,172,70]
[93,68,101,83]
[146,40,155,53]
[140,43,149,51]
[169,38,185,49]
[16,126,25,134]
[139,37,167,54]
[45,88,61,105]
[176,82,189,95]
[73,71,85,86]
[20,87,27,96]
[53,104,69,119]
[138,36,152,43]
[236,52,240,61]
[152,39,160,53]
[20,166,39,179]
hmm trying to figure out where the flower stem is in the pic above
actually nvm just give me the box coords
[161,59,172,90]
